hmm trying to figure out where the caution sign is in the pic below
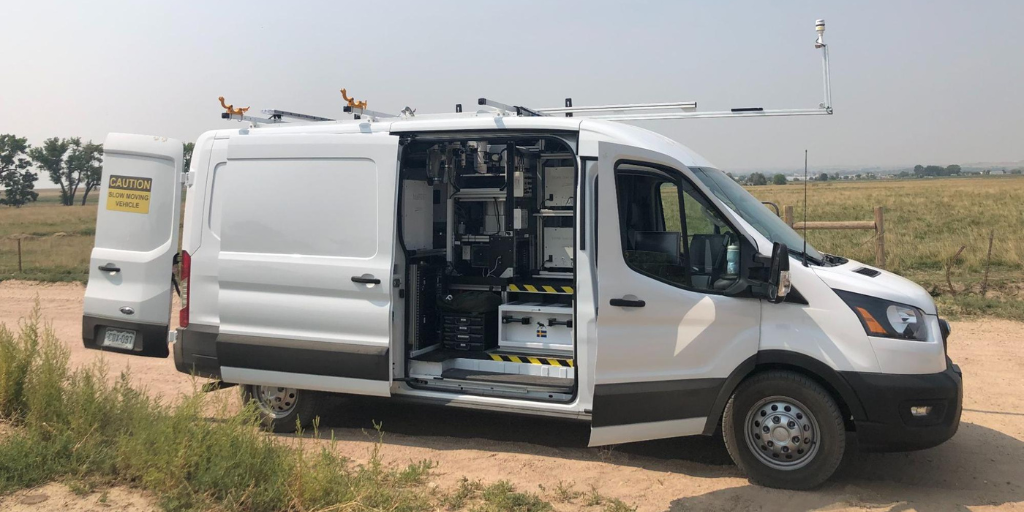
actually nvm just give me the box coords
[106,175,152,214]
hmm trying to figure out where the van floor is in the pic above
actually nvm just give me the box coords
[411,347,574,364]
[440,368,571,388]
[410,347,574,390]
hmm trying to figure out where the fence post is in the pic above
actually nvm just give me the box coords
[17,238,23,273]
[783,205,794,227]
[874,206,885,268]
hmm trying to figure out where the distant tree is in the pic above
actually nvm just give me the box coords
[771,173,787,185]
[1010,169,1022,175]
[817,172,829,182]
[70,141,104,205]
[183,142,195,172]
[746,172,768,186]
[945,164,961,176]
[0,134,39,207]
[29,138,72,205]
[29,137,102,206]
[913,165,925,177]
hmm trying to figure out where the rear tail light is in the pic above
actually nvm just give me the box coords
[179,250,190,327]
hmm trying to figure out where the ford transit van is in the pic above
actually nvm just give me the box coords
[82,114,961,489]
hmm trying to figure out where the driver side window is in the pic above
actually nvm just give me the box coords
[617,164,738,292]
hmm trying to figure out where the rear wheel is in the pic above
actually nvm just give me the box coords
[723,370,846,489]
[242,384,321,433]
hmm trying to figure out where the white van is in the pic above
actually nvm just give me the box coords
[82,114,961,489]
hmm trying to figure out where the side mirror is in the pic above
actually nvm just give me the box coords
[766,242,791,303]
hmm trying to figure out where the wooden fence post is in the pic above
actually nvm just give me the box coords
[17,238,23,273]
[874,206,885,269]
[783,205,794,227]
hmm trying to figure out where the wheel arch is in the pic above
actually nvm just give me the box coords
[702,350,865,435]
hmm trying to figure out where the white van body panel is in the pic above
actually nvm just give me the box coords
[813,261,938,315]
[758,260,882,372]
[182,132,223,328]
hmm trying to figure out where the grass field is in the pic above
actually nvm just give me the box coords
[2,177,1022,319]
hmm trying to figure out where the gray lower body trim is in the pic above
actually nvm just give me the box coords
[216,333,389,381]
[592,378,724,428]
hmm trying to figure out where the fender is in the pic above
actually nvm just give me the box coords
[701,350,867,435]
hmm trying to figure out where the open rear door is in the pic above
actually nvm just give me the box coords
[213,133,400,397]
[82,134,183,357]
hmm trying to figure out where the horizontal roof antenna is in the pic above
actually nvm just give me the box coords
[536,19,834,121]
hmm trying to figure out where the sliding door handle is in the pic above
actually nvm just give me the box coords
[351,275,381,285]
[610,298,646,308]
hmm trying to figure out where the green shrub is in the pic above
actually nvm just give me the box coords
[0,305,443,511]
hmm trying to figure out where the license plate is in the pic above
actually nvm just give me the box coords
[102,328,136,350]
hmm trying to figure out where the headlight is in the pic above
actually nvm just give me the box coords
[834,290,930,341]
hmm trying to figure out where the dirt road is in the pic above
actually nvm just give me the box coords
[2,280,1023,511]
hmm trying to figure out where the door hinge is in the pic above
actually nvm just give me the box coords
[183,172,194,187]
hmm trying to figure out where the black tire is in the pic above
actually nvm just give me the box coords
[241,384,322,434]
[722,370,846,490]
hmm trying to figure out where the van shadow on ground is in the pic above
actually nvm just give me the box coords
[315,396,1024,510]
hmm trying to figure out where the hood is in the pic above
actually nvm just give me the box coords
[812,259,937,315]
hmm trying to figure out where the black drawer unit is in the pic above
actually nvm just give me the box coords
[441,312,497,351]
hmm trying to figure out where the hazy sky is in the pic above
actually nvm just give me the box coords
[2,0,1022,175]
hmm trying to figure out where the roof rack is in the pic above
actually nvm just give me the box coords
[220,19,832,127]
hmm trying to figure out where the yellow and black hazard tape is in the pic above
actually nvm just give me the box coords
[489,353,574,367]
[507,284,574,295]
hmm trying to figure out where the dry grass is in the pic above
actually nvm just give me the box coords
[746,176,1024,275]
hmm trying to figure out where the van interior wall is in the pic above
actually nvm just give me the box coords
[397,135,578,402]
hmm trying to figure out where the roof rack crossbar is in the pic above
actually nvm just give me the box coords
[260,109,335,122]
[477,98,545,117]
[343,105,397,121]
[535,101,697,115]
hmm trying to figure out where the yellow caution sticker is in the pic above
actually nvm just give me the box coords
[106,175,152,214]
[490,353,574,367]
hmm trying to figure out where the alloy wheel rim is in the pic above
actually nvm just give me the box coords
[743,395,820,470]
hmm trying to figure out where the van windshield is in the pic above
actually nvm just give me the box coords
[690,167,824,263]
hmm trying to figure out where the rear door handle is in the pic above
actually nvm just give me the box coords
[351,275,381,284]
[98,263,121,273]
[610,298,646,308]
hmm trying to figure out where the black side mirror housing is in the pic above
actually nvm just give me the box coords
[766,242,791,303]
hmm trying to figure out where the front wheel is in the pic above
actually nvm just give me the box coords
[241,384,322,433]
[722,370,846,489]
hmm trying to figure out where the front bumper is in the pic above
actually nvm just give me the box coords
[842,360,963,452]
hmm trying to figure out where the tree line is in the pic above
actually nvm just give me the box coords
[1,134,195,208]
[0,134,103,207]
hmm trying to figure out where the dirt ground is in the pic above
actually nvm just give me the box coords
[1,280,1023,512]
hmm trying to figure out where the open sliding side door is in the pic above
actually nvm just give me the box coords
[213,133,400,397]
[83,134,183,357]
